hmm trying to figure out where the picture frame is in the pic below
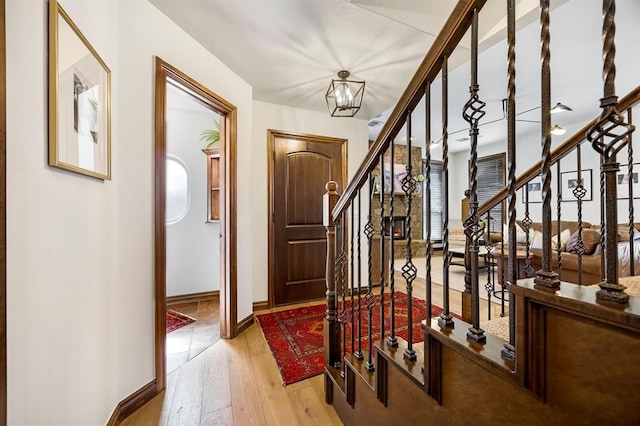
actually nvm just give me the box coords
[616,163,640,200]
[49,1,111,180]
[383,162,407,194]
[522,176,543,203]
[561,169,592,202]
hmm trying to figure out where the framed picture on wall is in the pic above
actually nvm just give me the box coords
[617,163,640,199]
[383,162,407,193]
[522,175,543,203]
[561,169,593,202]
[48,1,111,180]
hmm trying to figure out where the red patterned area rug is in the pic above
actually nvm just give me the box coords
[166,309,196,333]
[256,293,449,385]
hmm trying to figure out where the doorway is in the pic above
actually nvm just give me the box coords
[268,130,347,306]
[154,58,237,391]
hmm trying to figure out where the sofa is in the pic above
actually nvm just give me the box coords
[488,220,640,286]
[527,221,601,285]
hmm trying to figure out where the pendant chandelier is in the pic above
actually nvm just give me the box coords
[325,70,365,117]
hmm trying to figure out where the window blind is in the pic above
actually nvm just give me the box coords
[424,160,444,242]
[475,154,506,231]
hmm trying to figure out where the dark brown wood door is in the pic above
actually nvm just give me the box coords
[271,133,346,306]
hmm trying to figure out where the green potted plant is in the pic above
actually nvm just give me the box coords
[200,119,220,149]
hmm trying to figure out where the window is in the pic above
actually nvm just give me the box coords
[424,160,444,242]
[166,155,190,225]
[475,153,506,231]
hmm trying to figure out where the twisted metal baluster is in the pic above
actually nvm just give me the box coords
[364,174,376,371]
[556,161,562,281]
[573,145,588,285]
[336,216,348,378]
[586,0,634,303]
[379,153,386,343]
[401,113,418,360]
[534,0,560,289]
[425,85,433,323]
[438,55,454,328]
[501,0,517,363]
[350,203,356,357]
[462,8,486,343]
[600,153,606,282]
[484,212,495,321]
[355,190,364,360]
[499,209,506,317]
[628,108,635,276]
[387,142,398,347]
[522,186,535,278]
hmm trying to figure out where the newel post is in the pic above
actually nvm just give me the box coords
[324,181,341,369]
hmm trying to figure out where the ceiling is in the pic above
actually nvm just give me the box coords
[150,0,640,153]
[149,0,542,120]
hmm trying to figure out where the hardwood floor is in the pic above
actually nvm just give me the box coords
[122,300,343,426]
[167,299,221,373]
[122,261,506,425]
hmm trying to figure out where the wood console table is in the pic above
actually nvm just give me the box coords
[495,249,535,285]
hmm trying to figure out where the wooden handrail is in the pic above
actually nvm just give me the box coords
[478,84,640,217]
[332,0,488,221]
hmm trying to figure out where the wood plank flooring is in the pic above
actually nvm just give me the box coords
[122,301,343,426]
[167,299,221,373]
[122,257,507,425]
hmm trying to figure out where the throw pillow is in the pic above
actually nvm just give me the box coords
[551,229,571,251]
[566,228,601,255]
[515,222,528,244]
[530,230,543,250]
[618,227,640,242]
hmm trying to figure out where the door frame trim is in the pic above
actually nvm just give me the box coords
[154,57,238,392]
[267,129,347,308]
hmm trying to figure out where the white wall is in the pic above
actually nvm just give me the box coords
[449,103,640,229]
[6,0,252,424]
[251,101,369,303]
[166,106,220,296]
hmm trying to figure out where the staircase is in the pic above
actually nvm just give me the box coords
[322,1,640,424]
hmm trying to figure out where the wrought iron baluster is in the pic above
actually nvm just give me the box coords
[484,212,494,321]
[522,183,534,278]
[499,206,506,318]
[573,145,587,285]
[402,112,418,360]
[387,141,398,347]
[364,174,376,371]
[355,190,364,360]
[600,153,606,282]
[336,214,348,377]
[586,0,634,303]
[425,85,433,323]
[502,0,517,362]
[379,153,386,343]
[438,55,454,328]
[556,161,562,281]
[350,203,356,357]
[628,108,635,276]
[534,0,560,290]
[462,8,486,343]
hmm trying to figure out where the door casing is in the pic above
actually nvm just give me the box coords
[154,57,238,392]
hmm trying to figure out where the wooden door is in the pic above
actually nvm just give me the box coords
[269,131,346,306]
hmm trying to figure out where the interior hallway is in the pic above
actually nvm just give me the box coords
[123,300,343,426]
[123,253,507,425]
